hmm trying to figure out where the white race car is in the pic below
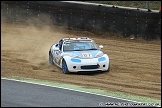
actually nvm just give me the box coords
[49,37,110,74]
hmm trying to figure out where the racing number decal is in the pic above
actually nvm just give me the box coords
[82,53,92,58]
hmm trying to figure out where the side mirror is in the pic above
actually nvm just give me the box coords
[99,45,103,49]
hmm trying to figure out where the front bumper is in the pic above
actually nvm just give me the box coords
[66,55,109,72]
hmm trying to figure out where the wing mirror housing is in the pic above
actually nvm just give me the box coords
[99,45,103,49]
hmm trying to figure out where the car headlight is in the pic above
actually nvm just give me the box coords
[98,57,106,62]
[95,52,104,58]
[71,58,81,63]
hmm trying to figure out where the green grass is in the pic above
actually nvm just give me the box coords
[2,76,161,105]
[84,1,161,10]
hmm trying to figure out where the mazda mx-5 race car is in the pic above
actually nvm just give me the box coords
[49,37,110,74]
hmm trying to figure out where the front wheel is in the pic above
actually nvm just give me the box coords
[62,59,69,74]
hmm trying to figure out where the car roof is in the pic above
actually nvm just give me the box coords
[62,37,93,42]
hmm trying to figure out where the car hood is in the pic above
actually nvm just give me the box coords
[63,50,103,58]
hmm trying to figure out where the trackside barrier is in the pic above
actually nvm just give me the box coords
[1,1,161,40]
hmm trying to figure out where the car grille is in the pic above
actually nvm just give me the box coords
[81,65,99,69]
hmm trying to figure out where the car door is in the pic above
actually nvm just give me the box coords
[55,49,62,65]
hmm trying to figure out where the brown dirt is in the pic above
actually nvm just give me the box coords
[1,22,161,100]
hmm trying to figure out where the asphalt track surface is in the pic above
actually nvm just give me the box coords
[1,78,136,107]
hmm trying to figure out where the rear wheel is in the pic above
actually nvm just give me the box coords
[49,52,54,65]
[62,59,69,74]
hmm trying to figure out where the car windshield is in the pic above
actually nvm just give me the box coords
[63,41,99,52]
